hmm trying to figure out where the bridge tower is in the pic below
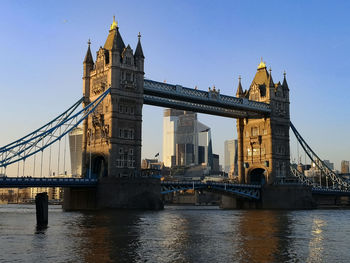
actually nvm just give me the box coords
[82,17,144,179]
[236,61,290,184]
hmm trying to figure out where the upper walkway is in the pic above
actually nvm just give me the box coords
[143,79,271,118]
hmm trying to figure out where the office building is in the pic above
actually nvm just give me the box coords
[224,139,238,178]
[69,126,83,176]
[341,160,349,174]
[163,109,213,168]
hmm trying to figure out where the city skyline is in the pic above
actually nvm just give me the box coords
[1,1,350,170]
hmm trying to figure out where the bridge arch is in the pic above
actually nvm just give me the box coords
[247,167,268,185]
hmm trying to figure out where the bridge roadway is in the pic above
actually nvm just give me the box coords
[0,177,261,199]
[1,177,350,199]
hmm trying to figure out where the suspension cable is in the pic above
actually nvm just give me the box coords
[22,159,25,177]
[58,126,61,176]
[290,121,350,190]
[63,133,67,175]
[33,154,36,177]
[49,145,52,176]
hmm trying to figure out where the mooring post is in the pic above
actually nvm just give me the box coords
[35,192,48,226]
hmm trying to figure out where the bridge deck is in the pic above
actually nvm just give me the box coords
[0,177,98,188]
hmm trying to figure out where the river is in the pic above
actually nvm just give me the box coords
[0,205,349,262]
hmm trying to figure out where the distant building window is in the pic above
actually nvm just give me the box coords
[129,148,133,155]
[119,105,123,113]
[130,107,134,115]
[119,129,122,138]
[119,148,123,154]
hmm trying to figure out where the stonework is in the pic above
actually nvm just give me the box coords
[236,62,290,184]
[82,21,145,179]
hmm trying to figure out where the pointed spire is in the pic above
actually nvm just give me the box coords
[134,32,144,58]
[236,75,243,97]
[83,39,94,64]
[257,57,266,70]
[110,15,118,30]
[282,70,289,90]
[268,67,274,87]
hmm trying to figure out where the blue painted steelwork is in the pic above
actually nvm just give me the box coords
[290,122,350,190]
[312,188,350,196]
[0,177,97,188]
[0,88,110,168]
[161,181,261,199]
[144,79,271,119]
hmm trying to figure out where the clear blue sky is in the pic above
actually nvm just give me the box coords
[1,0,349,171]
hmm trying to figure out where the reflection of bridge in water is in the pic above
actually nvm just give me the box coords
[1,17,350,210]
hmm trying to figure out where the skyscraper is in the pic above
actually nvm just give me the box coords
[162,109,213,168]
[224,139,238,178]
[69,126,83,176]
[341,160,349,174]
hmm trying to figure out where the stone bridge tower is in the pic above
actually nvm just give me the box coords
[236,61,290,184]
[82,17,144,179]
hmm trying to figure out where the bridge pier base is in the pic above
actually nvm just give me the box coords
[220,185,315,209]
[220,195,260,209]
[96,177,163,210]
[63,177,163,210]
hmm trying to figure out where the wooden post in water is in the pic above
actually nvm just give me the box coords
[35,192,48,226]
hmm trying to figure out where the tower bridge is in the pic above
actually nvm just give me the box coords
[1,17,350,210]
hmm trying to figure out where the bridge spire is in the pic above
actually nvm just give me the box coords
[110,15,118,30]
[134,32,144,58]
[282,70,289,90]
[268,67,274,87]
[236,75,244,97]
[83,39,94,64]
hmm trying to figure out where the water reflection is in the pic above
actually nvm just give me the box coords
[1,205,350,262]
[235,210,293,263]
[307,218,326,263]
[77,210,143,263]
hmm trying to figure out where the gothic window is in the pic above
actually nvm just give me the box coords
[129,148,133,155]
[126,57,131,65]
[119,148,123,154]
[126,72,131,82]
[130,107,134,115]
[247,148,252,157]
[119,105,123,113]
[124,129,128,138]
[125,106,128,113]
[253,147,260,156]
[252,127,259,136]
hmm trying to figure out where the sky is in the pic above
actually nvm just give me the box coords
[1,0,350,174]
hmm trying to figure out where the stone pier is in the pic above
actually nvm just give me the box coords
[63,177,163,211]
[220,185,315,209]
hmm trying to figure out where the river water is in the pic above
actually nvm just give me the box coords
[0,205,350,263]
